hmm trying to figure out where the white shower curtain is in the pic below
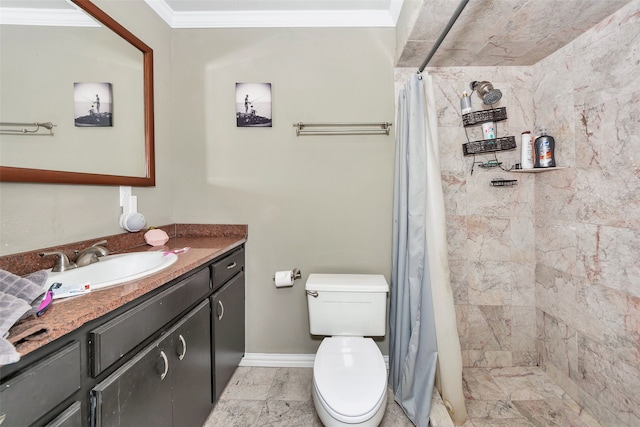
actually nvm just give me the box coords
[389,72,467,426]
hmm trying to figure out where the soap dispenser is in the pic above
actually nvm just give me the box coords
[534,127,556,168]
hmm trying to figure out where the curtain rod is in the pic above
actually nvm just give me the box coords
[417,0,470,73]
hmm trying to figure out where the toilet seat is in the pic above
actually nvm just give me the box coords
[313,337,387,424]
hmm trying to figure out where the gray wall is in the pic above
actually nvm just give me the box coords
[0,5,397,355]
[170,27,397,354]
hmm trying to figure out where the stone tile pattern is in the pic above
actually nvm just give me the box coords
[204,367,415,427]
[206,366,599,427]
[531,3,640,426]
[461,367,602,427]
[397,0,631,67]
[395,1,639,426]
[395,63,538,372]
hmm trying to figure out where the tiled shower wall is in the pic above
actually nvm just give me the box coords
[531,3,639,426]
[394,2,639,426]
[394,65,538,370]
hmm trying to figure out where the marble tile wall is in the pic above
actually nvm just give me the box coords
[395,65,538,370]
[395,2,639,425]
[532,2,640,426]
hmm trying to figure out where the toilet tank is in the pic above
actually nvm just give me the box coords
[305,274,389,337]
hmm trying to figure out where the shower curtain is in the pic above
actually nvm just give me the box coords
[389,72,467,426]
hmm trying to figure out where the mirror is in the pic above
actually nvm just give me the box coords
[0,0,155,186]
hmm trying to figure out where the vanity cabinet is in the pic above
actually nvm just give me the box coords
[0,243,245,427]
[44,402,82,427]
[89,268,210,377]
[91,300,211,427]
[171,300,213,426]
[0,342,81,427]
[212,271,245,400]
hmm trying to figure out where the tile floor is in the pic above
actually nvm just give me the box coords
[203,366,413,426]
[203,366,602,427]
[461,367,602,427]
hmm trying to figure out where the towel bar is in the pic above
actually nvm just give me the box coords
[0,121,56,136]
[293,121,392,136]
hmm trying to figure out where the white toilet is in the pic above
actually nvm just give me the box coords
[305,274,389,427]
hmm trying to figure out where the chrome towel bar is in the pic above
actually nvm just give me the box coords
[293,121,392,136]
[0,121,56,136]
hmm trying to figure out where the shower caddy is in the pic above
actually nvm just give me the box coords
[461,107,516,156]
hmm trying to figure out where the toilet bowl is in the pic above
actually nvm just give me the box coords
[306,274,389,426]
[312,336,387,426]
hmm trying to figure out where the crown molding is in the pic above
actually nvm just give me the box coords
[0,7,99,26]
[144,0,403,28]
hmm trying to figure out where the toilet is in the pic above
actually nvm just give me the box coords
[305,274,389,427]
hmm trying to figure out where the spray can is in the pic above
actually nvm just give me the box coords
[521,131,534,169]
[534,128,556,168]
[460,91,472,115]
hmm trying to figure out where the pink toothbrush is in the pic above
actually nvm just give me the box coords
[163,247,191,256]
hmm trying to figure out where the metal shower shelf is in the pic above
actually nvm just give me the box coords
[463,136,516,156]
[462,107,507,127]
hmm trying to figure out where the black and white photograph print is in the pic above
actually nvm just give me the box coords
[74,82,113,127]
[236,82,272,127]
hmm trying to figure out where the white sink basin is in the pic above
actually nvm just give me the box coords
[45,251,178,293]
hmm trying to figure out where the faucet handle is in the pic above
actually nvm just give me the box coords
[82,240,109,256]
[39,251,77,272]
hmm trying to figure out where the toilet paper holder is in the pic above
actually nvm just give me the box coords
[272,268,302,282]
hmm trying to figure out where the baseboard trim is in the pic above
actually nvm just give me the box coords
[240,353,390,368]
[239,353,316,367]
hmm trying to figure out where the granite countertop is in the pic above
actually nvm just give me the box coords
[1,224,247,357]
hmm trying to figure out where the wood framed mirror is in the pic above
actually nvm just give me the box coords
[0,0,155,186]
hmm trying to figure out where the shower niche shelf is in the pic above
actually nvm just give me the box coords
[510,166,569,173]
[462,107,516,156]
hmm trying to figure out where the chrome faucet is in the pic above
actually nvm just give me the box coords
[74,240,109,267]
[39,251,77,272]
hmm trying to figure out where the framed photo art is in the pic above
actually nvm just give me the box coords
[74,82,113,127]
[236,82,272,127]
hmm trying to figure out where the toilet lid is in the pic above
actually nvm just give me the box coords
[314,337,387,420]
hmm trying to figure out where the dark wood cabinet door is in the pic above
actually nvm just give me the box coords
[92,334,172,427]
[212,271,245,401]
[171,300,213,427]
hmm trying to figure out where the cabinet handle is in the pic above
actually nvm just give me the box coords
[226,262,237,269]
[159,350,169,380]
[217,300,225,320]
[178,334,187,360]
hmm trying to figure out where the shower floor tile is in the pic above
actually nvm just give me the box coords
[462,367,602,427]
[487,367,568,400]
[512,399,603,427]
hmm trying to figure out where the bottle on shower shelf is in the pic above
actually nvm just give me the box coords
[520,131,534,169]
[534,127,556,168]
[460,91,472,115]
